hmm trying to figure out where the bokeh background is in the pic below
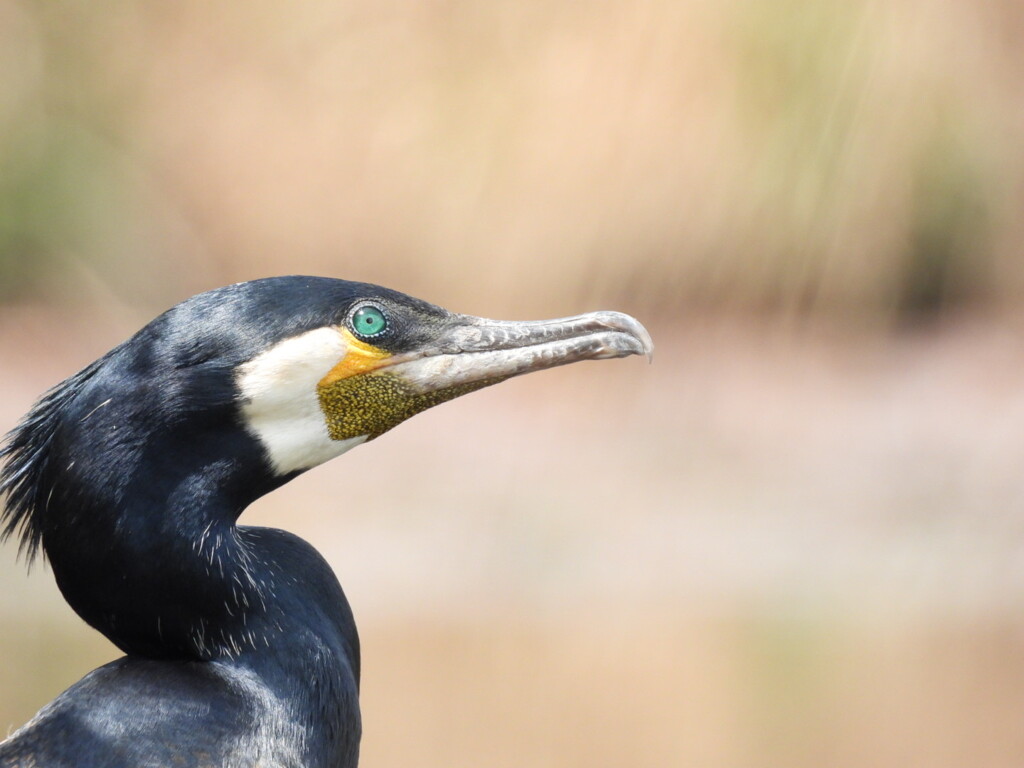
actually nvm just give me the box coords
[2,0,1024,765]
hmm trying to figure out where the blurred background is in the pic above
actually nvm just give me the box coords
[2,0,1024,765]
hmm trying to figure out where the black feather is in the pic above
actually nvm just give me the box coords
[0,356,106,560]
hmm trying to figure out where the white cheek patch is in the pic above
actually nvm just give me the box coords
[236,327,368,475]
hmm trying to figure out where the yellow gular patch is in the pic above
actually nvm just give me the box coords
[318,373,498,441]
[318,331,391,386]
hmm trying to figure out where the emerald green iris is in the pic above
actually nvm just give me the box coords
[350,305,387,338]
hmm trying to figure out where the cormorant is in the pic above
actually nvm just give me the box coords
[0,276,652,768]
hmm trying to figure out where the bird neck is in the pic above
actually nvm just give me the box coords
[43,462,362,762]
[40,436,357,674]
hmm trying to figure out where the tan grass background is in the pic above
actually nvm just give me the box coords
[3,0,1024,765]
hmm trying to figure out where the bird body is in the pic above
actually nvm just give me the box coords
[1,646,357,768]
[0,277,651,767]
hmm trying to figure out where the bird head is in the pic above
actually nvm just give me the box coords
[231,277,654,476]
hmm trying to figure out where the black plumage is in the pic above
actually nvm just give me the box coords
[0,276,651,768]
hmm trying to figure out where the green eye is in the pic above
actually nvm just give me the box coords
[351,305,388,337]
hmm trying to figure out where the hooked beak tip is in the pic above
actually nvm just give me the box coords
[590,310,654,363]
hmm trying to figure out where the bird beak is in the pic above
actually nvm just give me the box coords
[387,310,652,385]
[317,311,654,441]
